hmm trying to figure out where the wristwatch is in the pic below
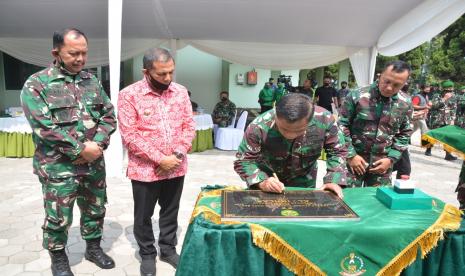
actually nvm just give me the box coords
[174,151,185,160]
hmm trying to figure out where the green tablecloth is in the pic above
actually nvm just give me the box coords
[177,187,464,276]
[0,132,34,157]
[190,129,213,153]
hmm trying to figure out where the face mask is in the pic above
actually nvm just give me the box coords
[342,85,347,89]
[221,97,228,102]
[146,73,170,91]
[55,54,77,75]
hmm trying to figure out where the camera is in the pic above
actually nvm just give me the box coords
[277,74,293,90]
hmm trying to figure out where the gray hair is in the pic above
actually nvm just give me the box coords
[143,48,174,70]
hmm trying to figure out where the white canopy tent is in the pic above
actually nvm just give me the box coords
[1,0,465,84]
[1,0,464,176]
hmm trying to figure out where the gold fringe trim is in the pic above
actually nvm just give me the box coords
[377,204,463,276]
[190,186,244,222]
[250,224,326,276]
[189,187,326,275]
[421,134,465,160]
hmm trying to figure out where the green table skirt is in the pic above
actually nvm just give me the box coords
[190,129,213,153]
[0,132,34,158]
[177,187,465,276]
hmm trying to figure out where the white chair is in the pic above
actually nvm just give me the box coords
[215,111,248,150]
[213,110,237,137]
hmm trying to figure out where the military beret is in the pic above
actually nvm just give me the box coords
[460,85,465,90]
[430,82,439,87]
[441,80,454,88]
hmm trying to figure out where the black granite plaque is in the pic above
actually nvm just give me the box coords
[221,190,359,221]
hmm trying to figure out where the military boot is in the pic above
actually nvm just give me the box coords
[49,249,74,276]
[445,152,458,161]
[425,148,432,156]
[84,238,115,269]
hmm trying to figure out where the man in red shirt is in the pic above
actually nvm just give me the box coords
[118,48,195,276]
[412,84,431,134]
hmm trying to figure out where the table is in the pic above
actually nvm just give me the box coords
[191,114,214,153]
[177,187,465,276]
[0,117,34,157]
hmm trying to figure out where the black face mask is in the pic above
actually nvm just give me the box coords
[221,97,228,102]
[146,73,170,91]
[55,55,77,75]
[342,85,347,89]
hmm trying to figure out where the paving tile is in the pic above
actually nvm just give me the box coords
[0,263,24,276]
[94,268,126,276]
[24,257,50,272]
[23,241,43,252]
[9,251,40,264]
[0,245,22,257]
[73,259,100,274]
[15,272,41,276]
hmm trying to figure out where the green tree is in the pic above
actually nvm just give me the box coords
[428,15,465,86]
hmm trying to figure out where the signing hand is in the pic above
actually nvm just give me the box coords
[368,158,392,174]
[320,183,343,199]
[258,177,285,193]
[348,155,368,176]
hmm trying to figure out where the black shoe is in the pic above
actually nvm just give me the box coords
[49,249,74,276]
[445,153,458,161]
[84,238,115,269]
[140,257,156,276]
[425,148,432,156]
[159,252,179,269]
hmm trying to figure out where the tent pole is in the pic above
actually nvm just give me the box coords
[105,0,124,178]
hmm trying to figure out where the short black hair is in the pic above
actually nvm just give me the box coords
[143,48,173,70]
[383,60,411,74]
[341,81,348,85]
[53,28,87,49]
[220,91,229,95]
[276,93,314,123]
[269,78,274,82]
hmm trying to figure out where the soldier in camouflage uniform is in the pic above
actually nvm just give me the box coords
[339,61,413,187]
[234,93,347,197]
[426,82,440,127]
[212,91,236,127]
[426,80,458,160]
[21,28,116,276]
[455,85,465,210]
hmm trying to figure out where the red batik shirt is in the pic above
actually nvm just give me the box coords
[118,78,195,182]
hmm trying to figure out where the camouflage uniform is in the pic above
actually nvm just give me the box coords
[455,92,465,209]
[336,87,350,109]
[339,81,413,187]
[428,92,457,129]
[21,63,117,250]
[212,100,236,127]
[234,107,348,188]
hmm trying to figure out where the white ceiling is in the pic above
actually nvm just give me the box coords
[0,0,463,81]
[0,0,423,48]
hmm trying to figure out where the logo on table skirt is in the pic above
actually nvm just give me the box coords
[339,252,366,276]
[280,209,300,216]
[209,202,220,209]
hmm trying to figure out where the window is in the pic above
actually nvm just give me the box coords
[3,53,44,90]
